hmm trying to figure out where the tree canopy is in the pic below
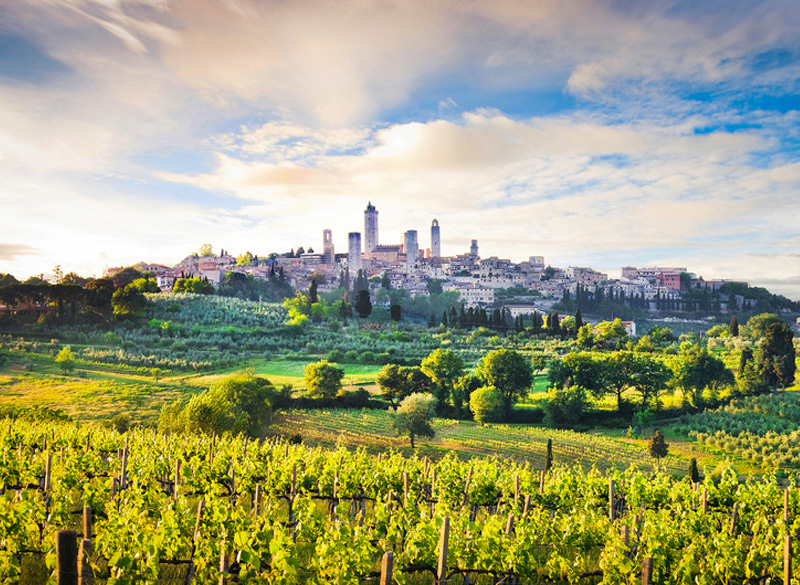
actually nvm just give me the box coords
[476,349,533,416]
[392,392,437,448]
[304,360,345,399]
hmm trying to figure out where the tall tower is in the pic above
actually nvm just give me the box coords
[364,202,379,257]
[430,219,441,258]
[348,232,362,273]
[322,229,334,264]
[470,239,479,258]
[404,230,418,271]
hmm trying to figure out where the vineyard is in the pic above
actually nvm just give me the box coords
[269,409,687,474]
[1,420,798,584]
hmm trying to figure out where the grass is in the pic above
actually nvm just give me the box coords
[178,357,383,390]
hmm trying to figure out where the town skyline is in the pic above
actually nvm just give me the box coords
[1,1,799,298]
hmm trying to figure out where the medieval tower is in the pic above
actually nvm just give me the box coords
[431,219,441,258]
[364,202,378,257]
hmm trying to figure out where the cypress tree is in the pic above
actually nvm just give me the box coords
[730,315,739,337]
[545,439,553,471]
[688,458,700,483]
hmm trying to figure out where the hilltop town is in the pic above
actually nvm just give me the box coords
[113,202,798,324]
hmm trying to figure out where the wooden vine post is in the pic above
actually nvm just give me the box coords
[729,502,739,536]
[78,538,94,585]
[437,517,450,585]
[82,507,92,540]
[379,551,393,585]
[56,530,78,585]
[608,477,616,523]
[785,535,792,585]
[641,557,654,585]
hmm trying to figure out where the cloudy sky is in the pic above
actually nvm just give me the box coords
[1,0,799,297]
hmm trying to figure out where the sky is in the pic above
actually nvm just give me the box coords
[1,0,799,299]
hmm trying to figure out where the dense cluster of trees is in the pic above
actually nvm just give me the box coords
[158,372,276,436]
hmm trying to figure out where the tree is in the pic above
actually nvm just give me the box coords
[757,320,796,390]
[392,393,437,448]
[390,304,402,322]
[308,279,319,304]
[576,324,595,349]
[543,385,588,426]
[355,289,372,319]
[476,349,533,417]
[55,346,76,374]
[427,279,443,295]
[128,277,160,293]
[688,458,700,483]
[61,272,89,286]
[548,352,606,398]
[629,355,672,411]
[671,344,734,408]
[85,278,116,311]
[648,430,669,460]
[469,386,504,424]
[236,251,255,266]
[729,315,739,337]
[173,277,215,295]
[575,308,584,329]
[420,348,465,406]
[111,285,147,319]
[304,360,344,399]
[746,313,784,339]
[376,364,409,407]
[199,244,214,257]
[594,318,628,348]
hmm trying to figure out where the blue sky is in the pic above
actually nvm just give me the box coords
[1,0,799,298]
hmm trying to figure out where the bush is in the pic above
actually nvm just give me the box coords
[104,413,131,434]
[543,385,589,427]
[469,386,504,424]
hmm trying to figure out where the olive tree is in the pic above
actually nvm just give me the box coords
[392,393,437,448]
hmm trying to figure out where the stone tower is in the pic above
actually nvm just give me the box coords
[431,219,441,258]
[322,229,334,264]
[470,239,479,258]
[404,230,418,271]
[364,202,378,257]
[348,232,362,273]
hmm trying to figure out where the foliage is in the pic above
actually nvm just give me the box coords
[303,360,344,399]
[648,430,669,459]
[355,289,372,319]
[469,385,504,424]
[173,276,215,295]
[54,345,76,374]
[476,349,533,417]
[756,319,796,390]
[543,385,589,427]
[111,284,148,319]
[159,371,274,436]
[392,392,437,447]
[670,344,734,409]
[420,348,465,406]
